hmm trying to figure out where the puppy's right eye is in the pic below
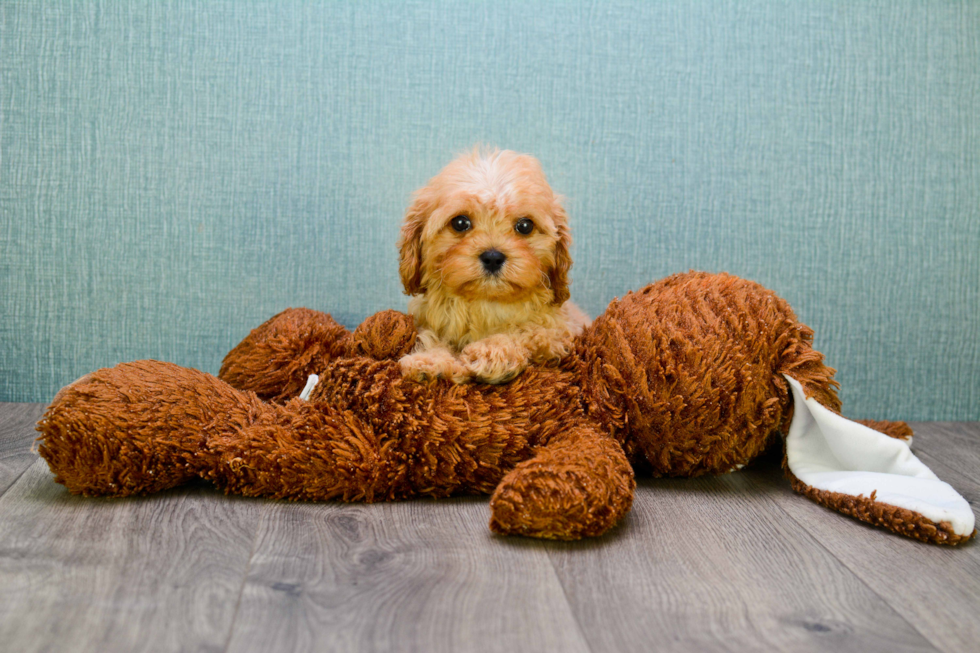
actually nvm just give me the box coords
[450,215,472,232]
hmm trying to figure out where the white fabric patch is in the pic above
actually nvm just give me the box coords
[299,374,319,401]
[784,375,974,537]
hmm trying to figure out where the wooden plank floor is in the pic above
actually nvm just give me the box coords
[0,402,977,653]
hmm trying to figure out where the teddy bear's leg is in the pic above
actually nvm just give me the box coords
[488,421,635,539]
[37,359,394,502]
[219,308,352,402]
[781,375,974,545]
[775,312,972,544]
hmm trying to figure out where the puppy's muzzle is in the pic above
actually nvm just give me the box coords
[479,249,506,275]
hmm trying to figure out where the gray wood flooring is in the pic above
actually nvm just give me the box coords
[0,402,977,652]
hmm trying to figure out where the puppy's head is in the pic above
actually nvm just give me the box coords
[398,148,572,305]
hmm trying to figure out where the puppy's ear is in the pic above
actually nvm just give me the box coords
[548,201,572,306]
[398,192,430,296]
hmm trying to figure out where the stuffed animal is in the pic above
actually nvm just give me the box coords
[36,271,975,544]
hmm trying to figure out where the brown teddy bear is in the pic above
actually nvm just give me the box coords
[36,271,974,544]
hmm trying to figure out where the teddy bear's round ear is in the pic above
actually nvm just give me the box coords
[349,310,417,359]
[398,193,430,296]
[579,271,819,475]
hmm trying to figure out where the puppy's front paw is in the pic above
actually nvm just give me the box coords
[398,350,470,383]
[460,336,529,384]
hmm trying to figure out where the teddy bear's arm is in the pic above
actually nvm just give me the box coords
[220,309,419,403]
[218,308,352,402]
[488,420,636,539]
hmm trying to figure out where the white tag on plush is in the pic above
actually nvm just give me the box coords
[784,375,974,536]
[299,374,320,401]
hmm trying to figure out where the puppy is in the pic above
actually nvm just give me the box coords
[397,148,589,384]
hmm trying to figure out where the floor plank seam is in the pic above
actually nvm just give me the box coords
[0,453,40,499]
[544,551,597,653]
[761,486,942,652]
[220,503,266,653]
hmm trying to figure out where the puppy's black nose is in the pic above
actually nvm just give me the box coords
[479,249,506,274]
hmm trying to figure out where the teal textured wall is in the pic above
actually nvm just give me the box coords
[1,1,978,419]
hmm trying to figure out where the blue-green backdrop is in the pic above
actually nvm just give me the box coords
[2,1,978,419]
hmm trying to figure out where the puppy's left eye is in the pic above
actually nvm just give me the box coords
[515,218,534,235]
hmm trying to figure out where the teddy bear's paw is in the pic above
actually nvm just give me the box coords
[398,350,471,384]
[460,336,529,384]
[489,460,633,539]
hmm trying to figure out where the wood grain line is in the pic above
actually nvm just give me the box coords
[219,503,267,653]
[225,498,592,653]
[0,403,45,496]
[3,404,977,653]
[547,462,935,653]
[0,459,263,653]
[741,423,980,652]
[907,422,980,484]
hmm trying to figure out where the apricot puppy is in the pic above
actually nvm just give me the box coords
[397,148,589,383]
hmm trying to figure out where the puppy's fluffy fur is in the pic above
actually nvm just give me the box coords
[398,148,589,383]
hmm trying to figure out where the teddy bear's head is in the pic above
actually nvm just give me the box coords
[574,272,832,476]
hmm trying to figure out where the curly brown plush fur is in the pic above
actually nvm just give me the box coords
[36,271,965,543]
